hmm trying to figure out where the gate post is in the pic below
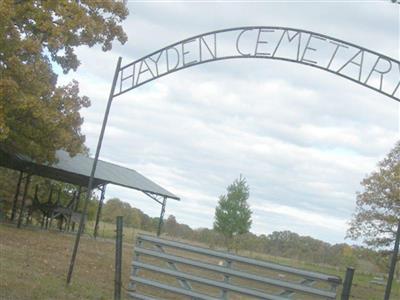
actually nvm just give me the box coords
[115,216,123,300]
[341,267,355,300]
[384,219,400,300]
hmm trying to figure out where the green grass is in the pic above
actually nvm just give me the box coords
[0,223,131,300]
[0,223,399,299]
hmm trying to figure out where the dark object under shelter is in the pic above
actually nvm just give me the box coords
[0,149,179,236]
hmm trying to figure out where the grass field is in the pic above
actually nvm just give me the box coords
[0,223,399,299]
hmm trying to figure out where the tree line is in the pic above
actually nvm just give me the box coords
[99,196,393,273]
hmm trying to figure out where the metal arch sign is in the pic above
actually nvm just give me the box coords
[115,26,400,102]
[68,25,400,286]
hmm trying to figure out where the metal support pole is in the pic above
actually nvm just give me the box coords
[94,184,107,238]
[45,185,54,229]
[341,267,355,300]
[74,187,82,211]
[33,184,38,202]
[66,191,76,231]
[49,187,61,229]
[384,219,400,300]
[71,186,82,232]
[67,56,122,285]
[27,184,39,226]
[157,197,167,237]
[11,170,23,221]
[114,216,123,300]
[17,174,31,228]
[42,185,53,228]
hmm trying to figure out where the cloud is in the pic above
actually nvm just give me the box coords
[253,202,347,231]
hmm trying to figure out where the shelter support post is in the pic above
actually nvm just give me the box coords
[44,185,54,229]
[67,56,122,285]
[157,197,167,237]
[42,185,53,228]
[384,218,400,300]
[27,184,39,226]
[25,185,37,226]
[66,191,77,231]
[71,186,82,232]
[11,170,24,221]
[17,174,31,228]
[94,184,107,238]
[49,187,61,229]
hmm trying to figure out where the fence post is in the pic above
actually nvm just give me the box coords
[115,216,123,300]
[341,267,355,300]
[384,219,400,300]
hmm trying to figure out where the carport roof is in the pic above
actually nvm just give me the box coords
[0,149,179,200]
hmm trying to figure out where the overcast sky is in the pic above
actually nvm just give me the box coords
[58,1,399,244]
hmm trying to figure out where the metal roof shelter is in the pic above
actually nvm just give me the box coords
[0,149,179,236]
[0,149,179,200]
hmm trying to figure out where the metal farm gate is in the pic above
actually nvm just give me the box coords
[128,234,354,300]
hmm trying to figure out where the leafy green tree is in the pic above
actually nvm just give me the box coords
[102,198,128,223]
[213,175,252,250]
[347,141,400,249]
[164,215,178,236]
[0,168,21,213]
[0,0,128,163]
[131,208,142,229]
[140,213,154,231]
